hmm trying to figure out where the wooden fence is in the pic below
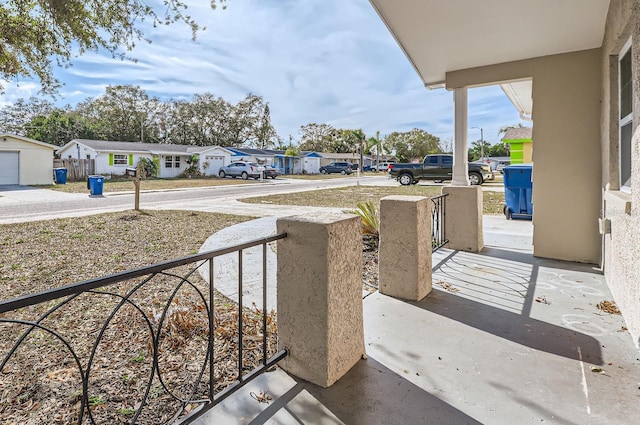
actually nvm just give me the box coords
[53,159,95,181]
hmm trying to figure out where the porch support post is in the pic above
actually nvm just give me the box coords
[452,87,470,186]
[276,213,365,388]
[379,196,432,301]
[442,186,484,252]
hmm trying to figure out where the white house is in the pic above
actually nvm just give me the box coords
[57,140,233,178]
[0,134,57,185]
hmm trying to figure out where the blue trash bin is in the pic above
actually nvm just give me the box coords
[88,175,104,196]
[53,168,67,184]
[503,164,533,220]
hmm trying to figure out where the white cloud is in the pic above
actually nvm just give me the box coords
[0,0,527,145]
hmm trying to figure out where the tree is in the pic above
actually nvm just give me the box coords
[222,94,268,147]
[164,94,233,145]
[384,128,441,162]
[487,142,510,157]
[497,123,527,140]
[0,97,57,135]
[284,146,300,156]
[350,129,367,168]
[469,139,492,161]
[298,123,339,152]
[330,129,359,153]
[25,110,97,146]
[0,0,226,94]
[78,85,163,142]
[252,103,281,149]
[366,131,384,167]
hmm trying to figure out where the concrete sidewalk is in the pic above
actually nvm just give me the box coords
[194,216,640,425]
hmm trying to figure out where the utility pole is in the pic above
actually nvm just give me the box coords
[471,127,484,160]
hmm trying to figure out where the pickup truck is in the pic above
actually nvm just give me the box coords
[388,154,494,185]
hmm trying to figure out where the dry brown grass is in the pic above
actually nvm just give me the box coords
[0,210,280,424]
[242,185,506,215]
[40,177,257,194]
[283,172,378,180]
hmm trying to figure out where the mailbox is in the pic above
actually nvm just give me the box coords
[125,167,137,177]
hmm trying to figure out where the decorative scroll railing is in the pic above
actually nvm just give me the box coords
[431,193,449,252]
[0,234,287,424]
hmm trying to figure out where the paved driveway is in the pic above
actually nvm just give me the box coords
[0,185,87,204]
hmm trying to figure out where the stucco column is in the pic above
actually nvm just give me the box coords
[276,213,365,388]
[453,87,470,186]
[379,196,432,301]
[442,186,484,252]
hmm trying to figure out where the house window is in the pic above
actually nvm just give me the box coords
[620,39,633,192]
[113,154,127,165]
[165,156,181,168]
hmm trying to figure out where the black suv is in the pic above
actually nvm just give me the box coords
[319,162,353,175]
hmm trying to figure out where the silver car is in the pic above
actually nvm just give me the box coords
[218,162,266,180]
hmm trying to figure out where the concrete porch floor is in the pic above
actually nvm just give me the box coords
[193,217,640,425]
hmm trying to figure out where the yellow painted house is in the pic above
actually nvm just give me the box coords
[0,134,57,185]
[501,127,533,164]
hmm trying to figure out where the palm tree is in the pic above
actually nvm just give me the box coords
[351,129,367,170]
[366,131,384,169]
[497,123,527,140]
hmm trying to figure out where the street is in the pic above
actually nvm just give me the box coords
[0,175,393,224]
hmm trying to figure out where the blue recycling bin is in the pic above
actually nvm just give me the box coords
[87,175,104,196]
[503,164,533,220]
[53,168,67,184]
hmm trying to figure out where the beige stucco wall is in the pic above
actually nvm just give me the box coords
[1,136,55,185]
[447,49,602,264]
[600,0,640,348]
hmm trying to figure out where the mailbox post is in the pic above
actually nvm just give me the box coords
[125,166,141,211]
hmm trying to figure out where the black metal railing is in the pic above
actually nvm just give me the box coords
[431,193,449,252]
[0,234,287,425]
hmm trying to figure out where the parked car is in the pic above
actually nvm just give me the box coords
[388,154,494,185]
[218,162,265,180]
[474,157,511,173]
[319,162,353,175]
[374,162,394,172]
[263,165,280,179]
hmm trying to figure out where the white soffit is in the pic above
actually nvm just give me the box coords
[500,80,533,121]
[369,0,610,87]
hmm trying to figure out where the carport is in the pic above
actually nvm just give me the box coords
[0,134,57,185]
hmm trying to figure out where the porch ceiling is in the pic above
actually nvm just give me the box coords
[369,0,610,87]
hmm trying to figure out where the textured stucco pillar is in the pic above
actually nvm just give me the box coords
[442,186,484,252]
[276,213,365,387]
[379,196,432,301]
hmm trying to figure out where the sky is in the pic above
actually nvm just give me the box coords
[0,0,527,146]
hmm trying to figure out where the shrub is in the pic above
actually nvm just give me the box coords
[137,157,157,178]
[352,200,379,236]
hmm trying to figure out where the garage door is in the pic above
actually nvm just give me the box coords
[0,151,20,185]
[205,155,226,176]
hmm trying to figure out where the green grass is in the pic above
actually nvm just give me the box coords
[242,185,505,215]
